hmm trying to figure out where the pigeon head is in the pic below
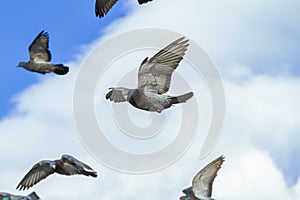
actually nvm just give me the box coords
[17,62,28,68]
[49,161,57,169]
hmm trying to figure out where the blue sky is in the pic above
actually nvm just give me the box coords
[0,1,126,117]
[1,0,300,199]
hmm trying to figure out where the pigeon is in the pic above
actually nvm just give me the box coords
[17,30,69,75]
[180,156,225,200]
[105,37,194,113]
[95,0,153,18]
[0,192,40,200]
[16,154,97,190]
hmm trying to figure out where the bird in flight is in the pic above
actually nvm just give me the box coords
[105,37,194,113]
[95,0,153,18]
[0,192,40,200]
[16,154,97,190]
[180,156,225,200]
[17,30,69,75]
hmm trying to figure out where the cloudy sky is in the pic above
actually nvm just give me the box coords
[1,0,300,199]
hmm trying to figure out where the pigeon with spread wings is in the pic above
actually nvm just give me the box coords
[17,30,69,75]
[16,154,97,190]
[180,156,225,200]
[95,0,153,18]
[0,192,40,200]
[105,37,194,113]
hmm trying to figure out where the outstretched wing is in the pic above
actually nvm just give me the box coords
[192,156,225,198]
[29,30,51,63]
[16,161,55,190]
[137,0,153,4]
[95,0,118,18]
[137,37,189,94]
[105,87,130,103]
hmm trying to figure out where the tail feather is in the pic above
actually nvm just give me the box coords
[168,92,193,104]
[54,64,69,75]
[28,192,40,200]
[83,170,97,178]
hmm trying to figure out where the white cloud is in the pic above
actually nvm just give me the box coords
[216,150,293,199]
[0,0,300,199]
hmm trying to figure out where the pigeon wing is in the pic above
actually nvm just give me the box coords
[192,156,225,198]
[137,37,189,94]
[29,30,51,63]
[16,161,55,190]
[95,0,118,18]
[61,154,94,171]
[105,87,130,103]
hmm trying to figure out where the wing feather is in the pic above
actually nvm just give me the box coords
[192,156,225,198]
[95,0,118,18]
[137,37,189,94]
[105,87,130,103]
[29,30,51,63]
[16,161,55,190]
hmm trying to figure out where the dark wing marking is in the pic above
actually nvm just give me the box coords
[137,37,189,94]
[16,161,55,190]
[137,0,153,4]
[29,30,51,63]
[192,156,225,198]
[95,0,118,18]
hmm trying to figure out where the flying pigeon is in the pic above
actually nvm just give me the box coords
[180,156,225,200]
[16,154,97,190]
[0,192,40,200]
[105,37,194,113]
[17,30,69,75]
[95,0,153,18]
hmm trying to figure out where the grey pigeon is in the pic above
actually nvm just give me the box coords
[180,156,225,200]
[95,0,153,18]
[16,154,97,190]
[0,192,40,200]
[17,30,69,75]
[105,37,194,113]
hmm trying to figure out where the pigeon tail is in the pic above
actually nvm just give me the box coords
[168,92,193,104]
[53,64,69,75]
[28,192,40,200]
[83,170,97,178]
